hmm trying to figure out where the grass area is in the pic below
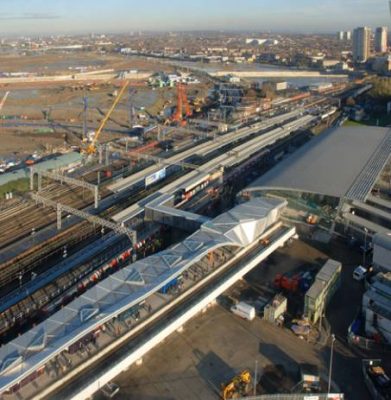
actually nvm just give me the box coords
[343,120,365,127]
[343,114,391,128]
[0,178,30,198]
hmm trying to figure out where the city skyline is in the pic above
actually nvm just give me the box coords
[0,0,390,35]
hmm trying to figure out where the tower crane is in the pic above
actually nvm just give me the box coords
[84,81,129,155]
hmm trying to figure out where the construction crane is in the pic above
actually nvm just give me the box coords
[84,81,129,155]
[172,83,192,126]
[0,91,10,113]
[222,370,252,400]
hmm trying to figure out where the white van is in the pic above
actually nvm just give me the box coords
[353,266,367,281]
[230,302,256,321]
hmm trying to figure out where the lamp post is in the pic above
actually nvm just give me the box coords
[328,333,336,393]
[254,360,258,395]
[363,227,368,267]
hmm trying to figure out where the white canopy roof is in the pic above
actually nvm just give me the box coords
[0,197,286,393]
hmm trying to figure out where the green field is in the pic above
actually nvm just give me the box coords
[343,114,391,128]
[0,178,30,198]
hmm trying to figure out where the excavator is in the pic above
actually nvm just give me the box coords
[222,370,252,399]
[82,81,129,155]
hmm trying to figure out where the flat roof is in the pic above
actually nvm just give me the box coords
[248,126,391,201]
[0,152,82,187]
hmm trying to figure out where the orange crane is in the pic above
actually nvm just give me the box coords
[172,83,192,126]
[84,81,129,155]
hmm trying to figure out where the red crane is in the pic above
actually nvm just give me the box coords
[172,83,192,126]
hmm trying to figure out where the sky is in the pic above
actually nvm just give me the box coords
[0,0,389,35]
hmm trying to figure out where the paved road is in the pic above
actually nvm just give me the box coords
[110,239,379,400]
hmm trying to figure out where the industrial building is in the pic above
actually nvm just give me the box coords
[304,259,342,324]
[0,152,82,188]
[373,233,391,273]
[362,272,391,344]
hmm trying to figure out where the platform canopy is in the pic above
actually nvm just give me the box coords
[248,126,391,202]
[0,197,286,394]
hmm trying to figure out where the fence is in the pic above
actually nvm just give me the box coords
[347,320,391,353]
[236,394,344,400]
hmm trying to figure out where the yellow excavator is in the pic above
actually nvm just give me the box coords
[222,370,252,399]
[83,81,129,155]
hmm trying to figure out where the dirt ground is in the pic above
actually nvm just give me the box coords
[0,52,171,75]
[0,128,66,156]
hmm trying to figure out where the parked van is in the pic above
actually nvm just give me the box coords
[230,302,256,321]
[353,266,367,281]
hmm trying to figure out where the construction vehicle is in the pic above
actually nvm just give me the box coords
[274,272,312,294]
[83,81,129,155]
[306,214,318,225]
[171,83,192,126]
[222,370,252,399]
[274,273,300,293]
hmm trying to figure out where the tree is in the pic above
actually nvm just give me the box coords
[369,77,391,102]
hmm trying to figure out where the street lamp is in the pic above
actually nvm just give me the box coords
[328,333,336,393]
[363,227,368,267]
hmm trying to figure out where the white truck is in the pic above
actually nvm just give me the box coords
[230,302,256,321]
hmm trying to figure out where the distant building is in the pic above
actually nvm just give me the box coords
[263,81,288,92]
[337,31,352,41]
[353,26,371,63]
[371,55,391,74]
[322,59,340,69]
[375,27,388,53]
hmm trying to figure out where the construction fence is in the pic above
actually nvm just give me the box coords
[237,394,344,400]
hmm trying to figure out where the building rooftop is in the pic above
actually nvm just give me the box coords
[306,259,341,300]
[247,126,391,201]
[0,152,82,187]
[374,232,391,251]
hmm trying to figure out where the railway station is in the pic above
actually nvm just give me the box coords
[0,198,295,398]
[242,125,391,239]
[0,53,383,399]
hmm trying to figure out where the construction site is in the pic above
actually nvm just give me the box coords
[0,48,384,400]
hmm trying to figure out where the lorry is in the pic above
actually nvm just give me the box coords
[230,302,256,321]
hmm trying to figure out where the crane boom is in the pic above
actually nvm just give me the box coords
[86,81,129,154]
[0,91,10,112]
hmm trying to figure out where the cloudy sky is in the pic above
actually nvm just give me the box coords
[0,0,389,35]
